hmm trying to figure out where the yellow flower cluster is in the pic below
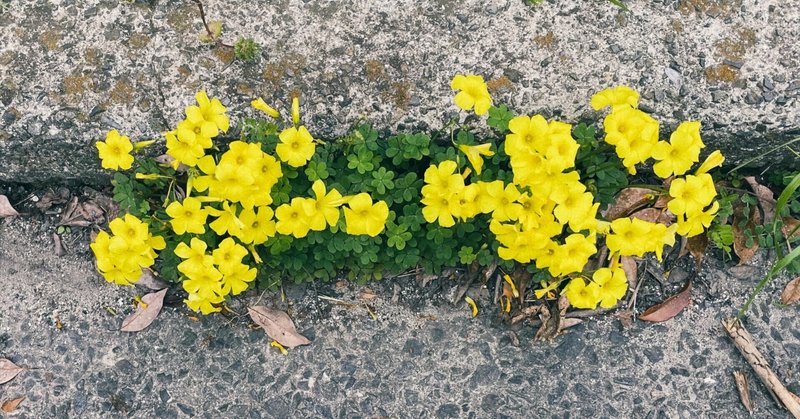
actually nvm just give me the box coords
[93,92,391,314]
[90,214,165,285]
[175,237,256,314]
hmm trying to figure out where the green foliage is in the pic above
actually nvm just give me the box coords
[234,37,260,62]
[573,123,628,208]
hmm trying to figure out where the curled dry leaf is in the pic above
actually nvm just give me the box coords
[1,397,24,413]
[358,288,377,301]
[53,232,66,257]
[639,279,692,323]
[120,288,167,332]
[135,269,170,290]
[35,187,71,211]
[0,359,24,384]
[732,203,760,266]
[248,306,311,348]
[630,208,674,225]
[732,371,754,415]
[685,233,709,266]
[603,187,655,220]
[0,195,19,218]
[744,176,776,224]
[620,256,638,289]
[781,276,800,306]
[783,217,800,239]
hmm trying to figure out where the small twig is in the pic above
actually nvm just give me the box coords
[723,318,800,417]
[565,308,613,319]
[493,272,502,305]
[191,0,214,38]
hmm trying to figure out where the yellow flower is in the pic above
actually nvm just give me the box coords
[603,107,659,174]
[219,262,257,296]
[166,197,209,235]
[505,114,549,157]
[206,201,243,237]
[605,217,650,257]
[550,234,597,277]
[652,121,704,179]
[235,206,276,244]
[276,126,316,167]
[422,160,464,192]
[189,90,229,133]
[251,98,280,118]
[564,277,601,309]
[591,85,639,111]
[96,130,134,170]
[667,174,717,216]
[343,193,389,237]
[421,191,460,227]
[695,150,725,175]
[185,292,224,315]
[451,74,493,116]
[175,238,214,276]
[308,180,345,230]
[490,183,523,222]
[454,183,481,221]
[292,96,301,126]
[677,201,719,237]
[275,198,313,238]
[457,143,494,175]
[593,267,628,308]
[212,237,248,271]
[166,130,205,167]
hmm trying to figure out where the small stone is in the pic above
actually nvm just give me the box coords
[644,348,664,363]
[403,338,424,357]
[669,367,690,377]
[176,403,195,416]
[436,404,460,418]
[762,91,776,102]
[762,77,774,90]
[722,59,743,69]
[743,93,762,105]
[690,355,706,368]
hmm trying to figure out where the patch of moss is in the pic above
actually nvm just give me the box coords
[166,5,196,33]
[262,63,286,87]
[679,0,742,17]
[365,60,386,82]
[704,64,739,83]
[214,47,236,65]
[127,33,151,50]
[63,73,93,96]
[109,78,135,105]
[715,27,756,62]
[487,76,514,93]
[386,81,411,110]
[532,31,557,49]
[38,30,61,51]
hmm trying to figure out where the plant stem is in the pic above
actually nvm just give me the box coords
[727,136,800,175]
[191,0,214,39]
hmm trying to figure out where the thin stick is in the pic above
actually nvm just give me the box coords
[723,318,800,418]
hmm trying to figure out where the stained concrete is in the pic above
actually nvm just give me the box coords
[1,0,799,185]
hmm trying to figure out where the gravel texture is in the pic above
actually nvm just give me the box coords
[1,212,799,417]
[1,0,799,185]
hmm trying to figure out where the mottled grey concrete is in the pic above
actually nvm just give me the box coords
[1,0,799,185]
[1,214,798,417]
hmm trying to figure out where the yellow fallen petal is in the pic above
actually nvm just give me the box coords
[133,140,156,151]
[464,296,478,318]
[270,340,288,355]
[503,274,519,298]
[251,98,281,118]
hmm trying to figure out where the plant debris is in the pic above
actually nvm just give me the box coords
[639,278,692,322]
[120,289,168,332]
[247,306,311,348]
[780,276,800,305]
[0,195,19,218]
[732,370,754,415]
[0,359,24,385]
[0,397,24,413]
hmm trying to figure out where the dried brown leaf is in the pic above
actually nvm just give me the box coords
[248,306,311,348]
[359,288,378,301]
[560,318,583,330]
[603,187,656,220]
[781,277,800,305]
[53,233,66,257]
[733,370,754,414]
[620,256,638,289]
[135,269,169,290]
[0,195,19,218]
[782,217,800,239]
[120,289,167,332]
[686,233,709,266]
[35,187,70,211]
[0,359,24,384]
[78,201,105,224]
[744,176,776,224]
[733,204,760,265]
[0,397,24,413]
[654,194,671,209]
[630,208,674,225]
[639,279,692,322]
[614,310,634,328]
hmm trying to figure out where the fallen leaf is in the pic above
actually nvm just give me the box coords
[620,256,638,289]
[0,359,24,384]
[53,232,66,257]
[77,201,105,224]
[135,269,169,290]
[630,208,674,225]
[654,194,671,209]
[732,203,760,265]
[781,277,800,305]
[35,187,70,211]
[560,318,583,330]
[120,289,167,332]
[685,233,708,266]
[0,195,19,218]
[603,187,656,220]
[614,310,634,328]
[0,397,24,413]
[744,176,776,224]
[782,217,800,239]
[639,279,692,322]
[248,306,311,348]
[733,370,754,414]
